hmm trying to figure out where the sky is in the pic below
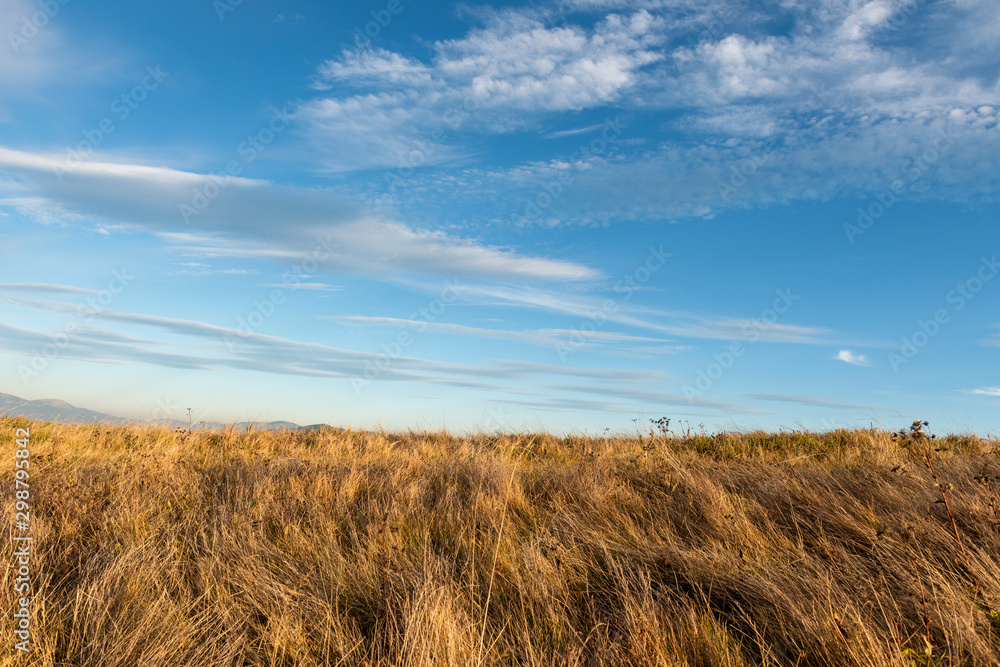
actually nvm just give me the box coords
[0,0,998,435]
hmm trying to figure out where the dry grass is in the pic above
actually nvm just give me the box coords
[2,416,1000,666]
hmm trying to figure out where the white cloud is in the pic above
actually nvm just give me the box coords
[314,0,1000,214]
[328,314,668,348]
[982,325,1000,347]
[0,282,100,295]
[967,387,1000,397]
[300,11,665,169]
[611,344,694,358]
[0,146,600,283]
[382,279,833,344]
[658,0,999,122]
[314,50,433,88]
[543,123,609,139]
[836,349,872,366]
[1,297,686,399]
[262,282,342,292]
[749,393,895,411]
[434,11,663,110]
[837,0,895,41]
[399,107,995,226]
[295,92,441,172]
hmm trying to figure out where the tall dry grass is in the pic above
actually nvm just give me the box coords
[2,416,999,666]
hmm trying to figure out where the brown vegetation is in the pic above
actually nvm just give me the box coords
[2,416,1000,666]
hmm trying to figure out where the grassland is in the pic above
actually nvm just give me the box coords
[2,416,999,666]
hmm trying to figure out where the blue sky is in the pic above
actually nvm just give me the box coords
[1,0,998,434]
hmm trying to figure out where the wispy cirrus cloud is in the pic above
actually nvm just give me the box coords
[405,280,833,343]
[325,314,668,348]
[966,387,1000,397]
[748,394,896,412]
[262,282,342,292]
[0,282,101,296]
[0,146,600,283]
[981,325,1000,347]
[1,297,689,401]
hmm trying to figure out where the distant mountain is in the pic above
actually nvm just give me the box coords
[0,392,131,425]
[0,392,329,431]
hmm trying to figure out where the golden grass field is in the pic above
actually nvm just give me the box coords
[2,416,1000,666]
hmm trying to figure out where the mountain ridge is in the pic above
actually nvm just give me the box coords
[0,392,329,431]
